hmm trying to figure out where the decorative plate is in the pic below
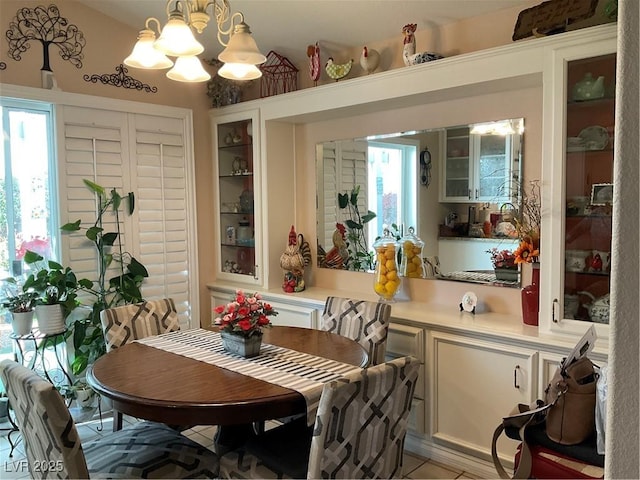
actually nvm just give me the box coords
[578,126,609,151]
[461,291,477,313]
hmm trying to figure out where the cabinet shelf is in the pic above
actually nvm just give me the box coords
[219,173,254,178]
[218,142,252,150]
[221,242,255,248]
[567,96,615,107]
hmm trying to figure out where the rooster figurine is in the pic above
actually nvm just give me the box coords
[280,225,311,292]
[402,23,443,66]
[320,223,349,269]
[360,46,380,75]
[325,57,353,82]
[307,42,321,86]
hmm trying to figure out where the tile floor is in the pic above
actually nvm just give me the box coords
[1,411,479,479]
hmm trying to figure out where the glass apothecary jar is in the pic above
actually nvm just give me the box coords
[373,230,400,302]
[399,227,426,278]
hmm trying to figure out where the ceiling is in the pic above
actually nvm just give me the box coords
[79,0,535,66]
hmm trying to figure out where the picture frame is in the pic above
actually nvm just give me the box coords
[590,183,613,205]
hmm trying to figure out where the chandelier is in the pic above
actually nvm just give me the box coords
[124,0,266,83]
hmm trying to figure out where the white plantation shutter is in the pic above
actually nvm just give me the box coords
[130,114,192,327]
[319,140,368,250]
[58,106,196,328]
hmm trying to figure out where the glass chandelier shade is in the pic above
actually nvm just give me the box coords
[124,28,174,69]
[154,10,204,57]
[166,55,211,82]
[218,62,262,80]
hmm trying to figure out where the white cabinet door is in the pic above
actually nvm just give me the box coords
[212,109,262,286]
[430,331,537,464]
[540,27,617,341]
[386,323,425,433]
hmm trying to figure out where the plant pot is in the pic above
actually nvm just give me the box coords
[494,267,519,282]
[35,304,65,334]
[220,331,262,358]
[10,311,34,336]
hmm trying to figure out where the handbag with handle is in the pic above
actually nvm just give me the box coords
[492,356,599,479]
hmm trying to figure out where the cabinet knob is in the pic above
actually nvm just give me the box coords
[552,298,559,323]
[514,365,521,389]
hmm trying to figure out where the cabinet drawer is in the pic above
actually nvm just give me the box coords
[386,323,424,362]
[266,300,317,329]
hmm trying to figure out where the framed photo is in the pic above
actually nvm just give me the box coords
[590,183,613,205]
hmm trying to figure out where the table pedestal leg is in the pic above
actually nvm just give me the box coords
[214,423,252,455]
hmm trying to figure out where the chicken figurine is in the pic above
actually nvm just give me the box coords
[280,225,311,292]
[307,42,321,86]
[360,46,380,75]
[325,57,353,82]
[320,223,349,269]
[402,23,443,66]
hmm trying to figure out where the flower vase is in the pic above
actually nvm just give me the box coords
[220,331,262,358]
[494,267,519,282]
[521,262,540,326]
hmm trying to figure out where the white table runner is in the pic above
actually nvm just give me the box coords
[135,328,362,425]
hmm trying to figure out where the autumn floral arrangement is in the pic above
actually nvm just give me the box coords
[213,290,278,338]
[487,248,517,269]
[511,180,541,264]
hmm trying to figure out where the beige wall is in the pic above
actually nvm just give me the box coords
[0,0,215,325]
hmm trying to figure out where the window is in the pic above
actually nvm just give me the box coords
[0,99,58,279]
[367,140,418,248]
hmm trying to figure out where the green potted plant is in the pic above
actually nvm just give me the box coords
[61,180,148,377]
[22,251,82,335]
[1,280,38,336]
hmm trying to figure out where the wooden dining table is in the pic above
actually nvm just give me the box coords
[87,326,369,430]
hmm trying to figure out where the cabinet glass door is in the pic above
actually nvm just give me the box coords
[564,53,615,324]
[476,133,512,202]
[443,126,471,200]
[216,119,256,279]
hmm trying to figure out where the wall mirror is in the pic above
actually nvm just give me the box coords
[315,118,524,287]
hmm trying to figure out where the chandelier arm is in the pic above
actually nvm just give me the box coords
[217,11,243,46]
[144,17,163,35]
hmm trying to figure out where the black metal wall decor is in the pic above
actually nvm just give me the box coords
[6,4,85,71]
[83,64,158,93]
[0,62,6,70]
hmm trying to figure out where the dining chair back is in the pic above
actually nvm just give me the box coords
[321,296,392,365]
[0,359,219,479]
[219,355,420,479]
[100,298,180,351]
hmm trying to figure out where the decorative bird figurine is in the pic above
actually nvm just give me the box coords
[360,46,380,75]
[325,57,353,82]
[280,225,311,292]
[322,223,349,269]
[402,23,443,66]
[307,42,321,86]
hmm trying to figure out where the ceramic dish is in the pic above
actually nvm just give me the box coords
[578,125,609,151]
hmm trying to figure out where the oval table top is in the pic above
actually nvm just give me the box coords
[87,326,369,426]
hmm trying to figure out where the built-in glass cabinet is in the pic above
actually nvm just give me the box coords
[213,111,261,284]
[441,125,518,203]
[541,28,617,339]
[563,53,615,324]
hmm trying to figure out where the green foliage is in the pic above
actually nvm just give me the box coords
[22,251,80,316]
[338,185,376,271]
[1,280,38,313]
[61,179,148,377]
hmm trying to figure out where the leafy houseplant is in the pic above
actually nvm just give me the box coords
[1,280,38,335]
[61,180,149,377]
[338,185,376,271]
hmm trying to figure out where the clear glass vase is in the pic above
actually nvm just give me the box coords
[373,231,400,302]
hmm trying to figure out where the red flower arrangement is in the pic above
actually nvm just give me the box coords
[487,248,517,269]
[213,290,278,338]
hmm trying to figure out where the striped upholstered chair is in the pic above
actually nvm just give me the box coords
[100,298,181,430]
[100,298,181,351]
[0,359,219,479]
[321,296,392,366]
[219,356,420,479]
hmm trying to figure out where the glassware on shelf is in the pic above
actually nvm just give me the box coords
[399,227,426,279]
[373,230,400,302]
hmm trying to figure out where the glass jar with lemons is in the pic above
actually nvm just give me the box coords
[373,230,401,302]
[399,227,426,279]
